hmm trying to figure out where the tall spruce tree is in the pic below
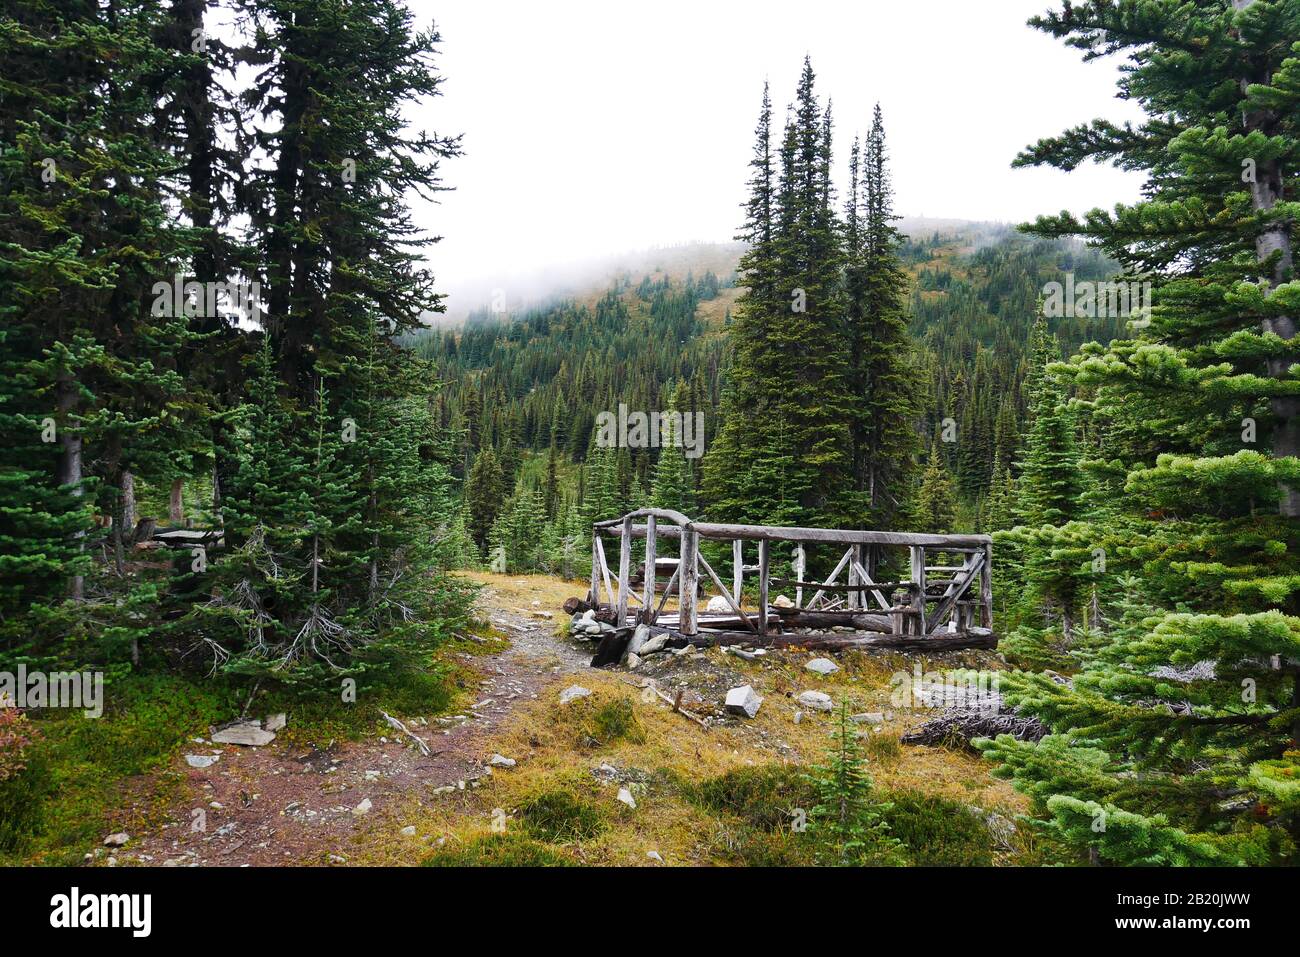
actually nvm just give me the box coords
[978,0,1300,865]
[704,60,854,529]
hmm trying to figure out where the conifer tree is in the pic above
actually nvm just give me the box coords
[979,0,1300,864]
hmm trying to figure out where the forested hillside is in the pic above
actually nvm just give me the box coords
[407,222,1122,568]
[3,0,1299,874]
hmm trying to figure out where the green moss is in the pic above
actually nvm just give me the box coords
[517,789,607,843]
[586,696,646,745]
[421,832,576,867]
[688,764,816,831]
[881,791,994,866]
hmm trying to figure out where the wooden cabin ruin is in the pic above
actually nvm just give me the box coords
[589,509,994,652]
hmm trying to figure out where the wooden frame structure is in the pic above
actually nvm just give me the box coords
[590,509,994,650]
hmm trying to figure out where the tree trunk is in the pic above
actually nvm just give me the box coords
[1236,5,1299,514]
[169,477,184,523]
[121,470,136,536]
[56,370,84,599]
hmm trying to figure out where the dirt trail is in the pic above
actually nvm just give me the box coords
[112,576,587,867]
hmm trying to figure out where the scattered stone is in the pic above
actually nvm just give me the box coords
[184,754,219,769]
[617,788,637,810]
[724,685,763,718]
[626,653,642,669]
[532,610,554,620]
[646,851,664,863]
[793,710,803,725]
[773,594,795,609]
[724,646,760,661]
[400,826,417,837]
[353,798,372,817]
[264,713,287,732]
[638,634,668,656]
[851,712,885,725]
[805,657,840,675]
[488,753,516,768]
[626,623,649,657]
[211,721,276,747]
[797,690,833,712]
[705,595,730,613]
[560,685,592,705]
[103,832,130,848]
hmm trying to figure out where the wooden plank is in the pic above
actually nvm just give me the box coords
[981,541,993,630]
[848,544,863,611]
[910,545,927,635]
[927,552,984,635]
[597,522,991,549]
[679,527,698,635]
[794,543,806,609]
[595,536,614,606]
[807,547,854,610]
[732,539,743,604]
[697,552,758,633]
[617,515,632,625]
[589,534,600,605]
[642,515,656,624]
[654,565,680,620]
[757,539,770,634]
[850,559,892,611]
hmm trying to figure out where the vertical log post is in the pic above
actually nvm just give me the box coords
[732,539,743,605]
[849,543,864,611]
[589,533,600,605]
[642,515,657,624]
[617,515,632,625]
[910,545,927,635]
[981,541,993,630]
[794,543,806,609]
[757,539,770,634]
[679,525,698,635]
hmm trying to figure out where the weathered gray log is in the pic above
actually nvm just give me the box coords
[686,629,997,652]
[771,609,893,632]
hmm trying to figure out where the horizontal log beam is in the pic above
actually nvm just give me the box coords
[595,521,990,548]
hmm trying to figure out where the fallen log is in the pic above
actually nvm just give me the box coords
[686,628,998,652]
[772,609,894,632]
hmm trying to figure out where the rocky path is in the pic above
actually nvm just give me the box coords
[107,576,587,867]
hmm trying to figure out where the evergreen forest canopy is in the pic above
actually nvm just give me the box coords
[3,0,1300,867]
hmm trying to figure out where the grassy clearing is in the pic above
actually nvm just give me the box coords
[353,642,1032,867]
[1,619,501,866]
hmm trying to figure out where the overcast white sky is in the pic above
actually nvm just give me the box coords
[405,0,1146,299]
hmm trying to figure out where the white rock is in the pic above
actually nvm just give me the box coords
[103,832,130,847]
[626,623,649,657]
[559,685,591,705]
[211,721,276,747]
[647,850,664,863]
[639,635,668,656]
[626,653,642,669]
[705,595,730,613]
[797,690,833,712]
[488,753,516,768]
[724,685,763,718]
[353,798,372,816]
[805,657,840,675]
[533,610,554,619]
[184,754,219,769]
[580,610,596,622]
[264,713,287,732]
[617,788,637,810]
[851,712,885,725]
[772,594,795,609]
[400,826,417,837]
